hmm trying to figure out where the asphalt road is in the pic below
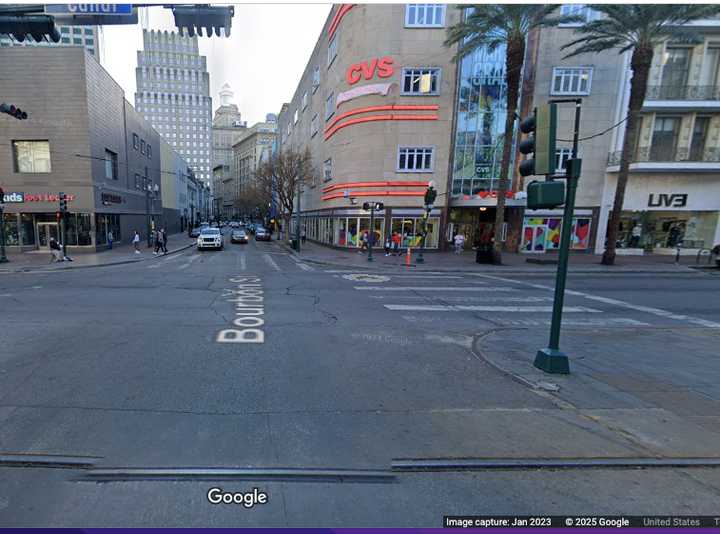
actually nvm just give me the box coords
[1,234,719,526]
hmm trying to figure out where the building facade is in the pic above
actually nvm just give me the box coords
[211,83,247,219]
[0,47,162,252]
[276,3,459,250]
[159,137,191,233]
[598,17,720,255]
[230,120,277,219]
[1,25,101,57]
[134,29,213,189]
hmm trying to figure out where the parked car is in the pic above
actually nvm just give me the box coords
[231,229,248,244]
[197,227,223,251]
[189,227,202,238]
[255,227,271,242]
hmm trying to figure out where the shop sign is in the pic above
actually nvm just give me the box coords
[101,192,122,204]
[2,192,24,203]
[648,193,687,208]
[337,82,396,107]
[24,193,77,202]
[346,56,394,85]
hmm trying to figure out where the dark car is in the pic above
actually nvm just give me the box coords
[255,227,271,242]
[189,227,201,238]
[231,229,248,244]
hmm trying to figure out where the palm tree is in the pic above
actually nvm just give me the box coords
[445,5,574,264]
[562,5,720,265]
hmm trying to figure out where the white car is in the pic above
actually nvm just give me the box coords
[197,228,224,251]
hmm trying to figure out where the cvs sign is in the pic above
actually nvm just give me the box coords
[347,56,394,85]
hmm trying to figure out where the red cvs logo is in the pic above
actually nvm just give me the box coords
[346,56,394,85]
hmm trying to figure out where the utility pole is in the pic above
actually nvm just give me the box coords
[416,181,437,264]
[295,178,301,252]
[362,202,384,262]
[59,192,68,258]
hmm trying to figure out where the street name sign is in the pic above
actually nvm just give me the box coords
[45,4,133,15]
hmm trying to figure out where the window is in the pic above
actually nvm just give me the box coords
[401,68,441,95]
[398,147,434,172]
[140,139,146,155]
[105,149,118,180]
[133,133,139,149]
[294,109,299,124]
[61,37,70,44]
[73,38,82,45]
[650,116,681,161]
[84,28,93,35]
[325,92,335,121]
[551,67,593,95]
[72,27,81,34]
[147,144,152,159]
[311,114,319,137]
[323,159,332,182]
[405,4,445,27]
[302,91,308,110]
[662,47,692,97]
[689,116,709,161]
[328,33,338,68]
[12,140,51,173]
[135,173,142,189]
[559,4,596,26]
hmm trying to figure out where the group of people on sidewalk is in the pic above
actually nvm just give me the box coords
[354,230,404,256]
[130,228,168,255]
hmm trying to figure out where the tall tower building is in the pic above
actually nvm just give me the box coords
[0,25,101,57]
[212,83,246,218]
[134,29,213,187]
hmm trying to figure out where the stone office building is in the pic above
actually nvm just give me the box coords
[0,47,162,252]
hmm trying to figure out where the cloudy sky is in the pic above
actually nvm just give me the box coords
[100,4,331,125]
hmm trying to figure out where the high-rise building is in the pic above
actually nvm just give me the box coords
[134,29,213,189]
[229,120,277,219]
[0,25,101,57]
[212,83,246,218]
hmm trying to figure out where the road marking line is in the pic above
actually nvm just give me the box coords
[383,304,602,313]
[240,253,247,271]
[288,254,301,263]
[472,273,720,328]
[297,262,313,271]
[263,254,281,272]
[503,318,651,327]
[177,263,190,270]
[370,295,552,302]
[354,286,516,292]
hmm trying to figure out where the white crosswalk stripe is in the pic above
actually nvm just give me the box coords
[354,286,515,292]
[263,254,281,272]
[383,304,602,313]
[297,262,313,271]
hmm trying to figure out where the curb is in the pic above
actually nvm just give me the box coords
[279,254,700,275]
[1,242,195,274]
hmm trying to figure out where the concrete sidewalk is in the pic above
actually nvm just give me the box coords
[472,325,720,458]
[278,239,712,274]
[0,232,196,273]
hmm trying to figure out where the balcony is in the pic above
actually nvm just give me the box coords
[607,146,720,173]
[643,85,720,111]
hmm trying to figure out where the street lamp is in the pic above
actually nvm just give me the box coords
[0,187,8,263]
[146,182,159,247]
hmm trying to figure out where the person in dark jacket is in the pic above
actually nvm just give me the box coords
[161,228,168,254]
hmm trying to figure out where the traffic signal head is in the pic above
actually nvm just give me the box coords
[0,102,28,120]
[518,104,557,177]
[0,14,60,43]
[59,192,67,212]
[0,187,4,204]
[172,5,234,37]
[424,186,437,207]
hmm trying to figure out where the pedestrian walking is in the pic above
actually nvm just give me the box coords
[301,227,307,244]
[49,237,63,262]
[133,230,141,254]
[384,235,392,256]
[392,231,401,256]
[161,228,168,254]
[453,232,465,254]
[153,228,162,255]
[108,230,114,250]
[358,230,368,253]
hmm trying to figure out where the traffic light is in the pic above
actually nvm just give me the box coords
[424,185,437,207]
[0,103,28,120]
[59,192,67,213]
[518,103,557,177]
[0,14,60,43]
[0,187,4,204]
[56,211,63,222]
[172,5,234,37]
[362,202,384,211]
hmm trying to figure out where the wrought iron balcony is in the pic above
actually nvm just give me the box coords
[645,85,720,100]
[607,146,720,166]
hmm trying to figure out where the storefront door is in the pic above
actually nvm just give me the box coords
[37,223,59,248]
[522,222,548,252]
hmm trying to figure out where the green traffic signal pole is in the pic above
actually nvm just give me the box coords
[0,204,8,263]
[367,205,375,262]
[534,98,582,375]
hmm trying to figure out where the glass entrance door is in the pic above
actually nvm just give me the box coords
[37,223,59,248]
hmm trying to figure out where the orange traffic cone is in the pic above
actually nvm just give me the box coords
[405,247,412,266]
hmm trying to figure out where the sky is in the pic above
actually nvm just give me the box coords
[100,4,331,125]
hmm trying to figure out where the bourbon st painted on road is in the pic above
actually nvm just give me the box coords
[216,276,265,344]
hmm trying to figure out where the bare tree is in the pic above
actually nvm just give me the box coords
[254,148,316,236]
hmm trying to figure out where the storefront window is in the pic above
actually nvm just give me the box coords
[20,213,35,246]
[521,217,592,252]
[64,213,78,246]
[77,213,92,246]
[96,214,108,245]
[347,218,358,247]
[452,43,510,196]
[391,217,439,248]
[618,211,718,250]
[2,213,20,246]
